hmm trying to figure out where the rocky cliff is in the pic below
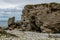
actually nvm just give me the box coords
[21,3,60,33]
[8,3,60,33]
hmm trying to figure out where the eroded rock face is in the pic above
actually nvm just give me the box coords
[7,3,60,33]
[8,17,15,26]
[21,3,60,33]
[41,23,60,33]
[7,17,22,30]
[8,17,15,30]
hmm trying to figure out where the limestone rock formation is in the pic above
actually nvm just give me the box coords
[8,17,15,26]
[8,17,15,30]
[7,3,60,33]
[7,17,22,30]
[21,3,60,33]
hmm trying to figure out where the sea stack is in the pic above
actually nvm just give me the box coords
[8,17,15,30]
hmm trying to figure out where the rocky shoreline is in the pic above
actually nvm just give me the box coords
[5,2,60,33]
[0,2,60,40]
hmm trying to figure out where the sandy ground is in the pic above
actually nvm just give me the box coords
[0,29,60,40]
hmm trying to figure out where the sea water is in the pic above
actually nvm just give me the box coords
[0,10,22,28]
[0,20,8,28]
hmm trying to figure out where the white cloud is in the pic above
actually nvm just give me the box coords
[0,4,18,9]
[0,0,60,9]
[0,0,59,9]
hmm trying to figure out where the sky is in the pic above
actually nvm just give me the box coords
[0,0,60,21]
[0,0,60,9]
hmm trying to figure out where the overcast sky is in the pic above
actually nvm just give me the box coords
[0,0,60,9]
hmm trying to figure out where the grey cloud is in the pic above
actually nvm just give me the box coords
[2,0,60,4]
[2,0,29,4]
